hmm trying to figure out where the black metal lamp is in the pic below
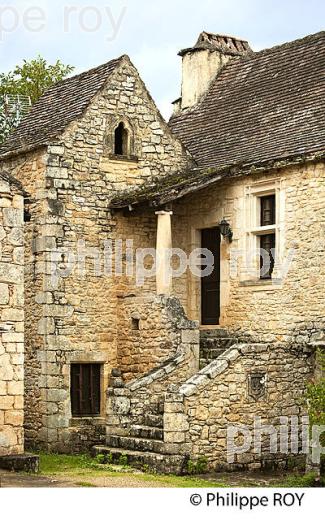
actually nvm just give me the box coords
[219,218,233,242]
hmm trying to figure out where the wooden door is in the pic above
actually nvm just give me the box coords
[201,227,220,325]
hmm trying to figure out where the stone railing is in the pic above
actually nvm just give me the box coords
[106,324,199,452]
[163,342,314,471]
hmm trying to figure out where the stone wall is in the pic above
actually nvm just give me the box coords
[0,151,49,450]
[116,295,197,382]
[171,160,325,342]
[165,341,315,471]
[0,56,192,452]
[0,172,24,456]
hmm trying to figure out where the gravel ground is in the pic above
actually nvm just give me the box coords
[0,469,172,488]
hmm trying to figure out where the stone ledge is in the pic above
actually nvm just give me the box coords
[0,453,39,473]
[127,352,186,392]
[179,344,246,397]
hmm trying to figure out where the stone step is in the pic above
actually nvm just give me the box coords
[141,413,163,428]
[92,446,188,475]
[200,347,230,358]
[200,328,230,338]
[200,337,238,348]
[141,402,165,416]
[130,424,163,440]
[106,434,167,454]
[0,453,39,474]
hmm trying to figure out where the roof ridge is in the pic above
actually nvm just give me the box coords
[253,30,325,57]
[170,29,325,170]
[44,54,126,93]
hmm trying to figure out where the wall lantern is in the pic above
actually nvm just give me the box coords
[219,218,233,242]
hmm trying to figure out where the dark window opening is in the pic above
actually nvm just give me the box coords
[131,317,140,330]
[114,122,128,155]
[71,363,101,417]
[260,233,276,280]
[201,227,221,325]
[259,195,276,280]
[260,195,276,226]
[24,209,31,222]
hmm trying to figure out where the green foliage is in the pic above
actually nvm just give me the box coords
[187,456,208,475]
[36,453,323,487]
[0,97,26,144]
[0,56,74,103]
[118,453,129,467]
[278,472,324,488]
[307,348,325,448]
[94,452,113,465]
[0,56,74,144]
[95,454,106,465]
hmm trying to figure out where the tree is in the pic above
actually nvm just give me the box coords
[0,56,74,143]
[0,56,74,103]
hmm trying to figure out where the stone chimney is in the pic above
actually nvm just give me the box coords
[174,32,252,113]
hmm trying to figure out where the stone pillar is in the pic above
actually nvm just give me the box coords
[155,211,173,296]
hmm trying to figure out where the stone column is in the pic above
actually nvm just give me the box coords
[155,211,173,296]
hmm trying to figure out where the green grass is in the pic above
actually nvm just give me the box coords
[39,453,94,474]
[74,481,97,488]
[35,453,323,488]
[37,452,228,486]
[275,472,325,488]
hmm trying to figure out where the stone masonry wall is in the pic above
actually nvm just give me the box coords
[0,173,24,456]
[165,342,315,471]
[1,56,192,452]
[0,151,49,450]
[116,295,198,382]
[106,325,200,452]
[172,161,325,342]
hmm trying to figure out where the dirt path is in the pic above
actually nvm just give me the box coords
[0,468,297,488]
[0,470,171,488]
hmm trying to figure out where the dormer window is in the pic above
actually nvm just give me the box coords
[114,122,129,156]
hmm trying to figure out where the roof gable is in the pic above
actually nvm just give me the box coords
[0,55,125,158]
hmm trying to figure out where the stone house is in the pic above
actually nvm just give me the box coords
[0,30,324,473]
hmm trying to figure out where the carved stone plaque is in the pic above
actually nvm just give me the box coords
[248,372,266,399]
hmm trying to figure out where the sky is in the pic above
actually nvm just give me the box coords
[0,0,324,118]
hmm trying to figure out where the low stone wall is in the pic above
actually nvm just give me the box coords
[164,342,315,471]
[0,172,24,456]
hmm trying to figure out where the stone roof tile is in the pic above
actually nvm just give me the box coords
[169,31,325,169]
[0,56,124,158]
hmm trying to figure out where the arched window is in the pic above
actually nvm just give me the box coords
[114,122,129,155]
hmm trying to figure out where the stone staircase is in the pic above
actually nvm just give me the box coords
[93,377,189,474]
[199,328,249,368]
[93,329,252,474]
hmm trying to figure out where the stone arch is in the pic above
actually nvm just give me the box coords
[106,116,135,157]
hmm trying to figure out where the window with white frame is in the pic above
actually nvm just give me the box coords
[259,194,276,279]
[244,179,284,282]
